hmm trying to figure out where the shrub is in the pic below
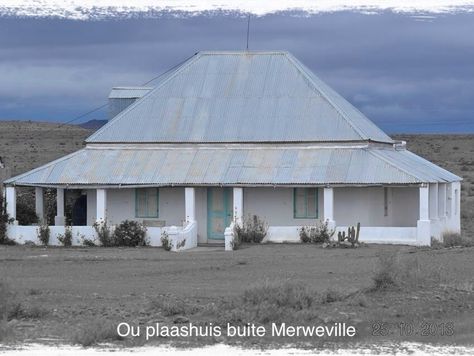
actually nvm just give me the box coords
[113,220,148,247]
[161,231,172,251]
[442,232,474,248]
[81,238,97,247]
[37,224,50,246]
[0,193,15,245]
[371,252,399,291]
[57,226,73,247]
[93,220,114,247]
[299,220,334,244]
[150,297,199,317]
[230,229,242,250]
[234,215,268,243]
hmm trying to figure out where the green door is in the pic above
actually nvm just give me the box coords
[207,188,233,240]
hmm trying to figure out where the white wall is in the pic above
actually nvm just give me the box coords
[334,187,418,227]
[244,187,324,226]
[87,188,185,226]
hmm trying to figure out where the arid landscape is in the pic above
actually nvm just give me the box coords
[0,121,473,349]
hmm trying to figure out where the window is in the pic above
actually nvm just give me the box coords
[384,187,389,217]
[135,188,159,218]
[293,188,318,219]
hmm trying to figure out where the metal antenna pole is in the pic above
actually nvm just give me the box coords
[246,14,251,50]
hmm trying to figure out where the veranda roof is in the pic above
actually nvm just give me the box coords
[4,146,460,187]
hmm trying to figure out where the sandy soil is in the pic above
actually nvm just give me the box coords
[1,244,473,348]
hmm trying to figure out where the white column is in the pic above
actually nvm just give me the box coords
[35,187,44,224]
[417,184,431,246]
[185,187,196,223]
[429,183,438,220]
[233,187,244,225]
[323,187,335,228]
[96,188,107,222]
[438,183,447,220]
[5,186,17,224]
[54,188,65,226]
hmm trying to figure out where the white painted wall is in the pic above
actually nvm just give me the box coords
[334,187,418,227]
[87,188,185,226]
[243,187,324,226]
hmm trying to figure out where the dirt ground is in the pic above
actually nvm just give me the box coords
[1,244,474,349]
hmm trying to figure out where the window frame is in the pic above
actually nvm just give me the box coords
[135,188,160,218]
[293,188,318,219]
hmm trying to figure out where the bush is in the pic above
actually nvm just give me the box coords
[81,238,97,247]
[0,193,15,245]
[371,252,400,291]
[57,226,73,247]
[93,220,114,247]
[442,232,474,248]
[230,229,242,250]
[161,231,172,251]
[299,220,334,244]
[37,224,50,246]
[16,195,38,226]
[113,220,148,247]
[234,215,268,243]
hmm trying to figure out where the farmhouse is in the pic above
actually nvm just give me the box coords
[3,51,461,249]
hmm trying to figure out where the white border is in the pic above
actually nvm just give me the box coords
[0,1,473,19]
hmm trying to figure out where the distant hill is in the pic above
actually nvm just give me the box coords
[78,119,107,130]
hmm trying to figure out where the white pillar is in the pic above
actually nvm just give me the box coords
[54,188,65,226]
[233,187,243,225]
[417,184,431,246]
[438,183,447,224]
[185,187,196,223]
[35,187,44,224]
[323,187,335,229]
[5,186,17,224]
[96,188,107,222]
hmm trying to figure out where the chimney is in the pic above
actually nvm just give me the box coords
[108,87,153,120]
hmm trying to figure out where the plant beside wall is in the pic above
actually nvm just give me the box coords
[0,193,15,245]
[37,224,50,246]
[57,226,73,247]
[161,231,172,251]
[299,220,335,244]
[93,220,114,247]
[337,223,361,248]
[230,231,242,250]
[113,220,148,247]
[234,215,268,243]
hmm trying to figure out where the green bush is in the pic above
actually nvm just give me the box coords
[113,220,148,247]
[299,220,334,244]
[57,226,73,247]
[234,215,268,243]
[37,224,50,246]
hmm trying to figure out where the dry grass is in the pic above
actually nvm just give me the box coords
[72,319,123,347]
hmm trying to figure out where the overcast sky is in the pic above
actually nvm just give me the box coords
[0,12,473,133]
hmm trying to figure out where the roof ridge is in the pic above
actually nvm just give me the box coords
[284,53,368,141]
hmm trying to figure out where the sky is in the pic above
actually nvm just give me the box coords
[0,11,473,133]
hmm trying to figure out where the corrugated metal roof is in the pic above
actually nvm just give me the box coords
[5,146,460,187]
[87,51,393,144]
[108,87,153,99]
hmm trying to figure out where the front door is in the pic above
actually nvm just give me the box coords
[207,187,233,240]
